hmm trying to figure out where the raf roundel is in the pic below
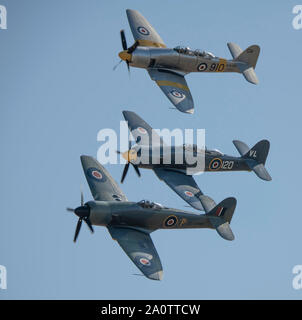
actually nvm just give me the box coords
[87,167,106,182]
[164,215,178,228]
[184,191,194,197]
[92,170,102,180]
[139,258,151,266]
[171,90,184,99]
[209,158,222,171]
[137,127,147,134]
[137,26,150,36]
[197,63,207,72]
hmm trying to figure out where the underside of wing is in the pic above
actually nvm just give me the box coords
[81,156,127,202]
[126,9,166,48]
[107,226,163,281]
[153,168,205,211]
[148,69,194,114]
[123,110,165,147]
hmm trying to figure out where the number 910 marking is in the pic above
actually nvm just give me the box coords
[209,63,225,72]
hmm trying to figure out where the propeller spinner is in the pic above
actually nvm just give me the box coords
[67,190,94,242]
[115,30,139,73]
[117,140,141,183]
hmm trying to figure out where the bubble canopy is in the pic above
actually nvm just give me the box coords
[173,46,216,59]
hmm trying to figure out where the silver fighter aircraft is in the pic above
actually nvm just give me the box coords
[67,155,237,280]
[118,111,271,211]
[117,9,260,114]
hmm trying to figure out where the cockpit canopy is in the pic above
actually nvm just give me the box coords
[173,46,216,59]
[182,144,224,155]
[206,148,224,156]
[137,200,164,209]
[183,143,205,153]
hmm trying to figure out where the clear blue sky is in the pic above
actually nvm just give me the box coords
[0,0,302,299]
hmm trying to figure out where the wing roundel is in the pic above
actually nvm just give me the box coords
[80,156,127,202]
[126,9,166,48]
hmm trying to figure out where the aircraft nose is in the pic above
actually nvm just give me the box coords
[119,50,132,62]
[74,205,90,218]
[122,149,137,162]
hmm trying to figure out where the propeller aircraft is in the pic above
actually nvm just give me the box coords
[118,111,271,211]
[117,9,261,114]
[68,155,237,280]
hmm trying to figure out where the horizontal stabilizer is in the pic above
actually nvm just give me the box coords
[216,222,234,241]
[233,140,250,156]
[227,42,243,59]
[252,163,272,181]
[199,195,216,213]
[242,67,259,85]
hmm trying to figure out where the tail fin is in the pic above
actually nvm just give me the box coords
[227,42,260,84]
[233,139,272,181]
[206,197,237,241]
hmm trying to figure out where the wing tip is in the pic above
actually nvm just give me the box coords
[122,110,133,116]
[80,155,93,162]
[185,108,194,114]
[126,8,138,16]
[148,270,163,281]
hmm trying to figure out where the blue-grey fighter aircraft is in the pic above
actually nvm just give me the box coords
[117,9,260,114]
[67,155,237,280]
[118,111,271,211]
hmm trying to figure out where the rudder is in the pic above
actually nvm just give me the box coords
[242,139,270,165]
[235,45,260,69]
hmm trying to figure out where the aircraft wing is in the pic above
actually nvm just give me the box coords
[107,226,163,280]
[153,168,205,211]
[123,110,165,147]
[80,156,127,202]
[148,69,194,114]
[126,9,166,48]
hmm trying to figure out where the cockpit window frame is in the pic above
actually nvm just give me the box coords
[173,46,216,59]
[137,200,164,209]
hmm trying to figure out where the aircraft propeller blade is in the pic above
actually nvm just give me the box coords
[127,41,139,54]
[132,164,141,177]
[113,59,123,71]
[118,30,138,75]
[69,188,94,243]
[84,217,94,234]
[80,188,84,206]
[121,162,130,183]
[119,140,141,183]
[126,61,130,76]
[74,218,83,243]
[120,29,128,51]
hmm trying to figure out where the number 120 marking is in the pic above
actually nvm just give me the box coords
[222,161,234,169]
